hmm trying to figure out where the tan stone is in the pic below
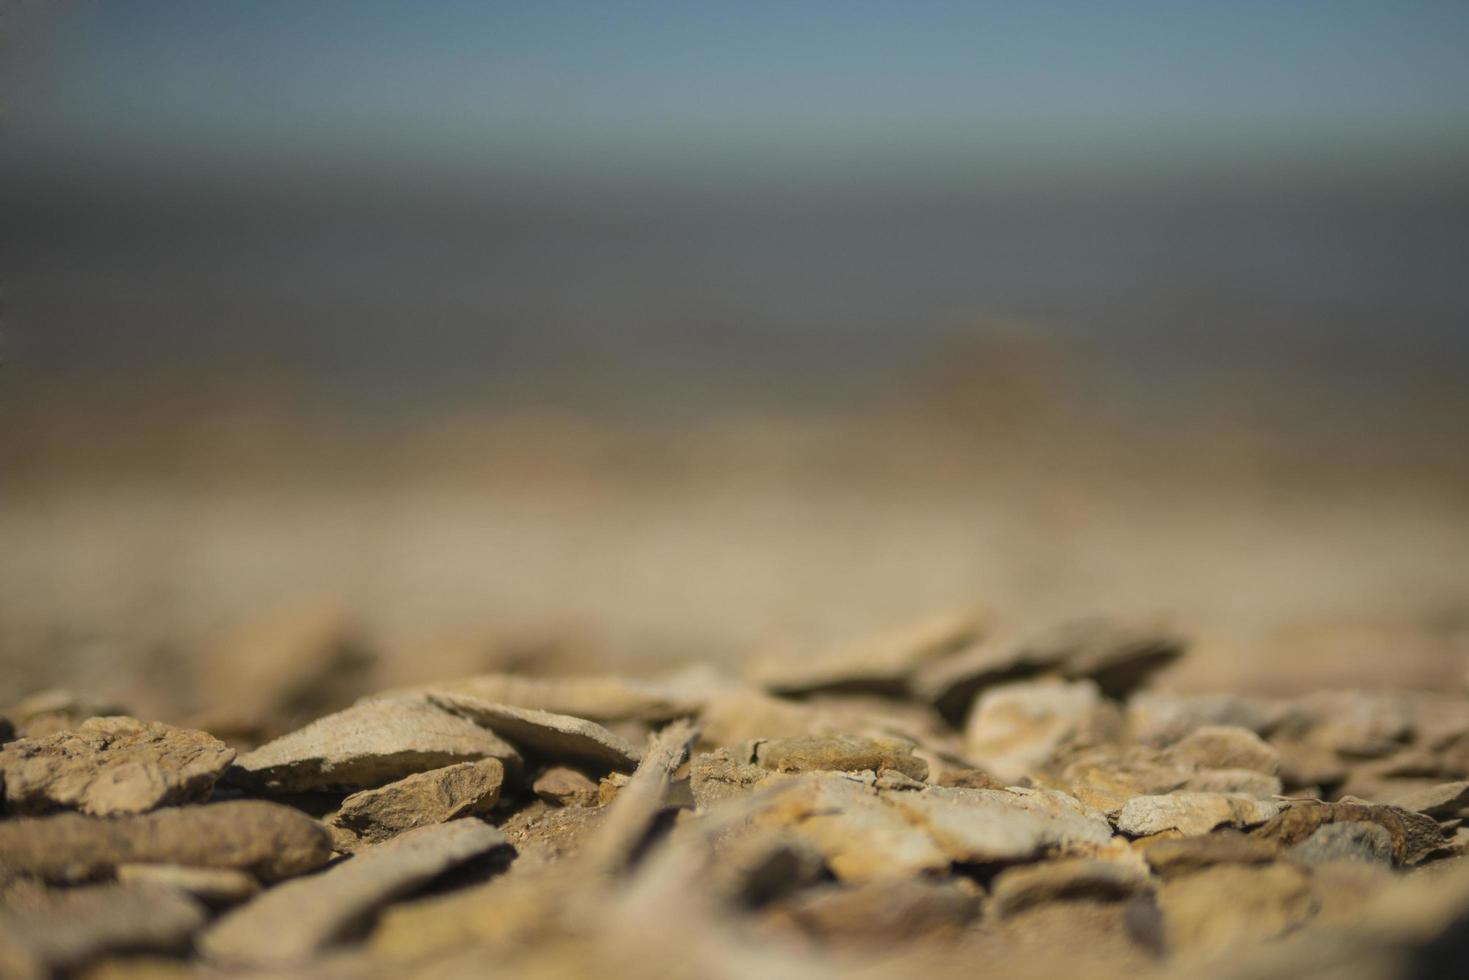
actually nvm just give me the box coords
[1113,792,1279,837]
[426,693,640,772]
[114,864,259,907]
[0,716,234,816]
[964,678,1120,783]
[327,759,505,849]
[0,882,206,978]
[751,734,928,781]
[230,698,521,792]
[989,858,1151,918]
[0,800,332,883]
[533,766,600,807]
[1158,862,1317,955]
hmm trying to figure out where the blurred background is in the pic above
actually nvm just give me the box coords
[3,1,1468,719]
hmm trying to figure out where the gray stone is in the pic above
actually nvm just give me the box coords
[426,693,640,773]
[199,819,508,968]
[230,698,521,792]
[0,716,234,816]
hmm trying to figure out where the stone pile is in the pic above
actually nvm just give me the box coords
[0,609,1466,978]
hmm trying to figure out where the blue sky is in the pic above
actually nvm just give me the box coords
[15,0,1469,183]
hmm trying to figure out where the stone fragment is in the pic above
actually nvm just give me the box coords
[1289,821,1396,866]
[1126,692,1295,746]
[579,719,698,873]
[1389,780,1469,818]
[199,819,508,968]
[1159,862,1317,955]
[1253,800,1445,865]
[1177,768,1283,798]
[0,716,234,816]
[989,858,1151,918]
[707,831,828,909]
[426,693,640,772]
[1140,830,1280,878]
[1042,618,1185,698]
[913,635,1057,725]
[5,690,129,739]
[935,767,1006,790]
[115,863,260,907]
[689,749,768,810]
[327,759,505,849]
[770,878,980,942]
[533,766,600,807]
[1165,725,1279,774]
[1114,792,1280,837]
[964,678,1120,783]
[748,774,951,881]
[1296,690,1416,759]
[0,882,206,978]
[747,606,986,697]
[751,734,928,781]
[0,800,332,883]
[230,698,521,793]
[397,670,712,724]
[884,784,1114,865]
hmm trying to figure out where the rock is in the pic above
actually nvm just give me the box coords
[5,690,130,738]
[1126,692,1295,746]
[0,716,234,816]
[1114,793,1280,837]
[199,819,508,968]
[1140,830,1281,878]
[1165,725,1279,774]
[1253,800,1445,865]
[1389,780,1469,818]
[533,766,600,807]
[0,800,332,883]
[229,698,521,793]
[397,670,712,724]
[1157,862,1316,955]
[884,784,1113,865]
[748,774,951,881]
[769,878,980,942]
[115,864,260,907]
[989,858,1151,918]
[913,635,1057,725]
[1289,821,1396,866]
[191,603,375,739]
[751,735,928,781]
[964,678,1120,783]
[935,767,1006,790]
[0,882,207,978]
[1296,690,1415,759]
[707,831,828,909]
[1177,768,1283,798]
[690,749,768,810]
[578,719,698,874]
[426,693,640,773]
[327,759,505,849]
[747,606,986,698]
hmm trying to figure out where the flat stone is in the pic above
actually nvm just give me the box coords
[1177,768,1283,798]
[1295,690,1416,759]
[749,773,952,881]
[913,635,1058,725]
[0,716,235,816]
[935,767,1006,790]
[1164,725,1279,774]
[115,863,260,907]
[1288,821,1396,866]
[0,882,207,977]
[1126,692,1296,746]
[5,690,129,739]
[964,678,1120,784]
[0,800,332,883]
[1157,862,1316,955]
[395,670,711,724]
[885,785,1113,865]
[747,606,986,698]
[426,693,640,773]
[1140,830,1281,878]
[690,749,768,810]
[533,766,600,807]
[1114,793,1280,837]
[1041,618,1186,698]
[1252,800,1445,865]
[327,759,505,849]
[199,819,508,968]
[230,698,521,793]
[770,878,980,942]
[1389,780,1469,818]
[707,831,828,909]
[751,734,928,781]
[989,858,1151,918]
